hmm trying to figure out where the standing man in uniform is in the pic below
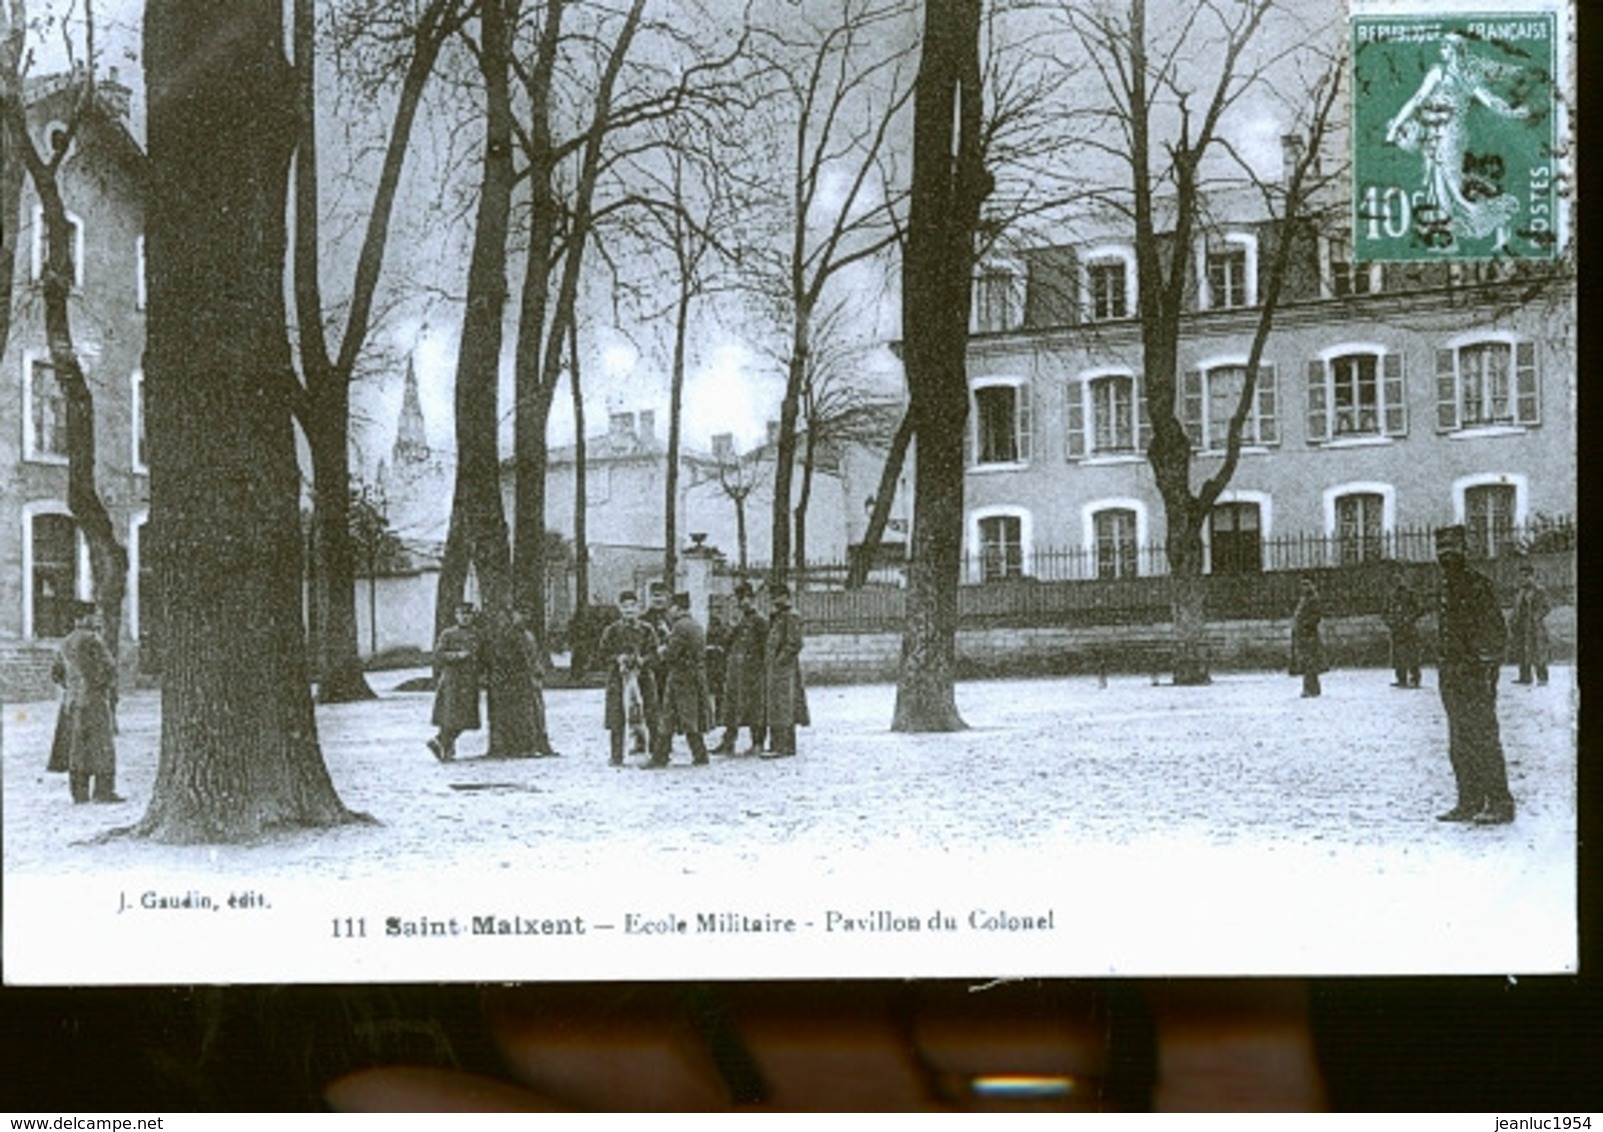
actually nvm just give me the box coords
[597,591,663,766]
[1434,525,1515,824]
[1289,576,1325,698]
[1384,572,1424,689]
[654,593,712,767]
[711,582,768,755]
[51,602,122,803]
[1509,561,1551,686]
[429,602,483,762]
[511,609,561,756]
[761,582,808,759]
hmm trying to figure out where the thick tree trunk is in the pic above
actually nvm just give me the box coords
[137,0,360,842]
[847,408,912,589]
[306,400,374,702]
[439,0,536,758]
[1167,524,1212,686]
[891,0,987,733]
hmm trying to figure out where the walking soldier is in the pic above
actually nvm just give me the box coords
[1384,574,1424,689]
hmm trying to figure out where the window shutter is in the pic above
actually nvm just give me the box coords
[1066,381,1086,459]
[964,395,975,466]
[1435,348,1459,431]
[1515,341,1539,425]
[1305,360,1327,444]
[1016,385,1033,462]
[1256,363,1277,445]
[1382,352,1407,436]
[1182,369,1204,449]
[1136,379,1152,455]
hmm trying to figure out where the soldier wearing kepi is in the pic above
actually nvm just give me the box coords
[597,590,663,766]
[761,582,809,759]
[1433,524,1515,825]
[711,581,768,755]
[50,602,123,804]
[653,592,712,768]
[429,601,483,762]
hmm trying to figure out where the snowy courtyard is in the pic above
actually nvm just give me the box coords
[2,665,1578,981]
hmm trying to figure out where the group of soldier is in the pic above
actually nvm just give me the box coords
[427,580,808,769]
[1286,524,1554,826]
[38,528,1556,828]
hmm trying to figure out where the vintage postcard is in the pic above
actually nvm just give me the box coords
[1,0,1575,984]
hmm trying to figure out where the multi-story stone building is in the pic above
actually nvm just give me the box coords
[960,188,1574,583]
[1,73,147,700]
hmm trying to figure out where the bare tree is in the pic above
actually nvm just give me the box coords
[744,0,915,588]
[291,0,466,703]
[892,0,990,732]
[709,441,768,573]
[0,2,129,682]
[136,0,363,841]
[433,0,542,756]
[1062,0,1341,683]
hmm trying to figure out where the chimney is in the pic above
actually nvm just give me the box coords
[99,67,132,120]
[608,411,635,445]
[711,433,734,462]
[637,409,656,446]
[765,420,780,446]
[1282,132,1315,183]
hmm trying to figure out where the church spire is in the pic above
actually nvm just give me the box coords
[393,357,430,464]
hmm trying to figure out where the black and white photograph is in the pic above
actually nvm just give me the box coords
[0,0,1576,985]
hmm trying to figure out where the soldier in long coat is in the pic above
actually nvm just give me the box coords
[511,610,560,756]
[711,582,767,755]
[1384,575,1424,689]
[1509,562,1551,686]
[653,593,711,767]
[1434,524,1514,823]
[597,591,663,766]
[429,602,482,762]
[1289,576,1326,698]
[51,604,122,803]
[761,583,809,758]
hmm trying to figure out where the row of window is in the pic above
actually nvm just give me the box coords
[973,235,1533,334]
[968,336,1541,468]
[970,478,1525,582]
[22,358,146,468]
[24,207,146,308]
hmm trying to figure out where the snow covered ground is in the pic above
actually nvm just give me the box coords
[2,666,1577,982]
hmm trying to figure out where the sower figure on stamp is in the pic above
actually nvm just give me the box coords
[598,590,663,767]
[1289,576,1325,699]
[1434,524,1514,825]
[760,583,809,759]
[1384,572,1424,689]
[1509,561,1550,686]
[429,601,483,762]
[711,581,767,755]
[50,603,123,803]
[651,593,712,768]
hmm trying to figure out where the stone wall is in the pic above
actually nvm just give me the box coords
[798,605,1575,685]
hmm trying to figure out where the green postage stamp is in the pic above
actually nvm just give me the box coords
[1352,10,1559,262]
